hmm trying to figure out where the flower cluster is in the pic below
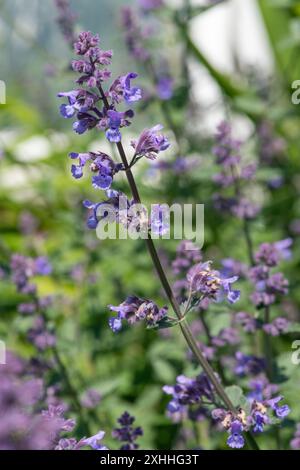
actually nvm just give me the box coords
[10,254,51,295]
[138,0,164,11]
[58,31,142,141]
[121,4,174,101]
[112,412,143,450]
[163,373,214,423]
[187,260,240,304]
[257,120,286,166]
[0,352,61,450]
[213,393,290,449]
[249,239,292,313]
[58,31,170,236]
[212,121,260,220]
[290,423,300,450]
[109,295,168,332]
[69,151,123,189]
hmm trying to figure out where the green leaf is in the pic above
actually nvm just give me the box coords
[147,317,179,330]
[225,385,244,407]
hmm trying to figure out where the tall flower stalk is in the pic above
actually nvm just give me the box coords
[58,31,261,450]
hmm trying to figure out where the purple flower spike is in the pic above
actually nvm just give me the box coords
[112,412,143,450]
[131,124,170,160]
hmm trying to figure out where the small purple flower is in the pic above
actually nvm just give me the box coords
[290,424,300,449]
[252,411,269,433]
[108,295,167,332]
[131,124,170,160]
[255,238,292,267]
[234,352,265,377]
[105,109,134,143]
[82,430,107,450]
[157,77,173,100]
[54,0,77,47]
[81,389,101,409]
[263,317,290,336]
[42,405,76,433]
[187,261,240,304]
[74,31,100,56]
[235,312,258,333]
[163,373,214,420]
[267,396,290,418]
[227,420,245,449]
[35,257,52,276]
[109,73,142,104]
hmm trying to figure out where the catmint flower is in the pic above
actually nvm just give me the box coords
[138,0,164,10]
[263,317,290,336]
[18,302,37,315]
[58,31,140,143]
[163,374,214,419]
[221,258,248,278]
[42,405,76,433]
[247,376,279,402]
[108,73,142,104]
[19,211,38,235]
[212,122,260,220]
[150,204,170,235]
[255,238,292,267]
[172,240,202,276]
[267,396,290,418]
[108,295,167,332]
[54,0,77,47]
[55,438,85,450]
[227,420,245,449]
[213,121,241,167]
[10,254,51,294]
[157,76,173,100]
[69,151,121,189]
[83,190,133,230]
[74,31,100,55]
[211,327,240,348]
[234,352,265,377]
[80,389,101,409]
[187,261,240,304]
[257,121,286,165]
[121,7,151,62]
[35,257,52,276]
[235,312,258,333]
[131,124,170,160]
[105,109,134,143]
[0,352,61,450]
[82,430,108,450]
[112,412,143,450]
[290,424,300,449]
[28,316,56,351]
[58,90,98,119]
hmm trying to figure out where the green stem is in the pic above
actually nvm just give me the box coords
[97,83,259,450]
